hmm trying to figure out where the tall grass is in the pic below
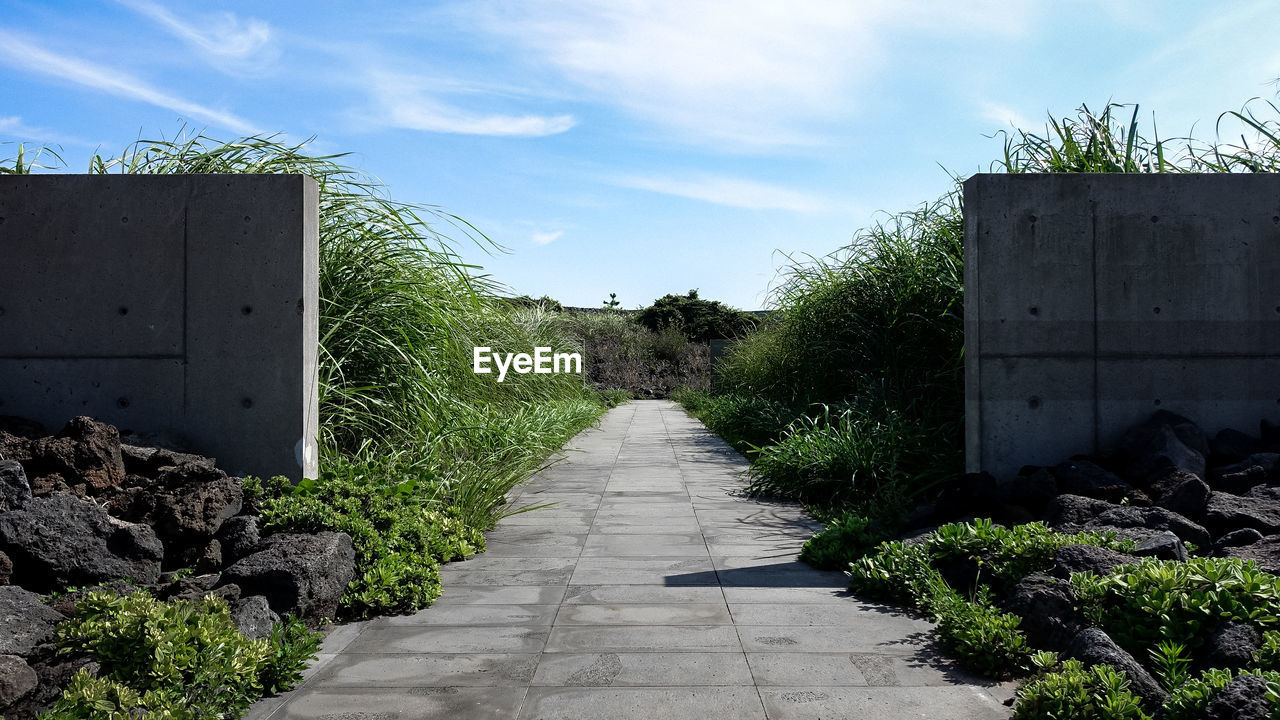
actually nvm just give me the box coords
[683,93,1280,520]
[2,132,605,530]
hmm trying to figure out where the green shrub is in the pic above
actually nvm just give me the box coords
[799,512,883,570]
[927,519,1132,592]
[745,400,955,508]
[44,591,320,720]
[1256,630,1280,671]
[252,469,485,618]
[848,540,938,608]
[1014,658,1150,720]
[672,389,797,454]
[1070,557,1280,661]
[635,289,757,342]
[931,583,1031,677]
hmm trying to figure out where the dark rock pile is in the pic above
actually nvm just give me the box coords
[0,415,354,719]
[911,410,1280,719]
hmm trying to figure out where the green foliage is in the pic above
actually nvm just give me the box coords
[44,591,319,720]
[1160,667,1236,720]
[253,469,485,618]
[1149,640,1193,691]
[634,289,757,342]
[1256,630,1280,671]
[930,584,1031,677]
[671,389,795,453]
[1014,658,1151,720]
[799,512,883,570]
[1070,557,1280,660]
[927,518,1132,592]
[564,312,709,395]
[745,400,956,508]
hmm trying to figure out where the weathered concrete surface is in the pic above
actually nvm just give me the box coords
[0,174,319,481]
[250,400,1012,720]
[964,174,1280,478]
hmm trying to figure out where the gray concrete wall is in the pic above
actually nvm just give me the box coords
[0,174,319,481]
[964,173,1280,478]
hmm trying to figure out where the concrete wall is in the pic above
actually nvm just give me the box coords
[0,174,319,481]
[964,173,1280,478]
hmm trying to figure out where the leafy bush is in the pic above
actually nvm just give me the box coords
[672,389,795,453]
[562,311,709,395]
[745,400,955,508]
[930,583,1031,677]
[799,512,882,570]
[251,470,485,618]
[44,591,320,720]
[1256,630,1280,672]
[1070,557,1280,660]
[928,519,1132,592]
[635,289,757,342]
[1014,658,1150,720]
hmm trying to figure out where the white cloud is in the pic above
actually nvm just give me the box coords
[113,0,276,70]
[364,72,575,137]
[467,0,1032,149]
[980,102,1037,132]
[0,30,257,135]
[614,174,826,212]
[531,230,563,245]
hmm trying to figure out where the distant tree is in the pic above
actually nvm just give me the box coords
[635,289,757,342]
[504,294,563,312]
[601,292,621,310]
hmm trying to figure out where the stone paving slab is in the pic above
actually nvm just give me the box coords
[250,400,1012,720]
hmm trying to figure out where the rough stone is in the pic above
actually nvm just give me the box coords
[220,531,355,620]
[1147,469,1211,518]
[1214,528,1265,553]
[0,586,64,656]
[1204,673,1271,720]
[216,515,261,564]
[1132,531,1188,561]
[1000,572,1081,651]
[231,595,279,640]
[1196,622,1262,672]
[1222,536,1280,574]
[0,494,163,591]
[0,551,10,585]
[148,463,243,548]
[1066,627,1166,705]
[1045,494,1211,548]
[0,461,30,511]
[30,417,126,493]
[119,443,217,476]
[1049,460,1134,504]
[1209,454,1278,495]
[1203,489,1280,538]
[1049,544,1133,580]
[0,654,37,708]
[1211,428,1264,464]
[1115,411,1208,481]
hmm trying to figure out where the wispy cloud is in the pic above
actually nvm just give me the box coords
[468,0,1032,150]
[980,102,1036,132]
[614,174,826,212]
[0,29,257,135]
[531,230,563,245]
[363,72,575,137]
[113,0,277,71]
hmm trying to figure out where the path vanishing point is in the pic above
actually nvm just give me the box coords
[249,400,1014,719]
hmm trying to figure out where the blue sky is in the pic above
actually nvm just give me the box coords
[2,1,1278,310]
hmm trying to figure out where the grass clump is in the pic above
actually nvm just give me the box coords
[43,591,320,720]
[798,512,882,571]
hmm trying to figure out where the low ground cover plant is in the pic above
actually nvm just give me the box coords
[43,590,320,720]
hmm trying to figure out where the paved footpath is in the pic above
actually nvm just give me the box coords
[250,400,1013,720]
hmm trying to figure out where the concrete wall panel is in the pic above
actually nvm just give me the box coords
[965,174,1280,478]
[0,174,318,481]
